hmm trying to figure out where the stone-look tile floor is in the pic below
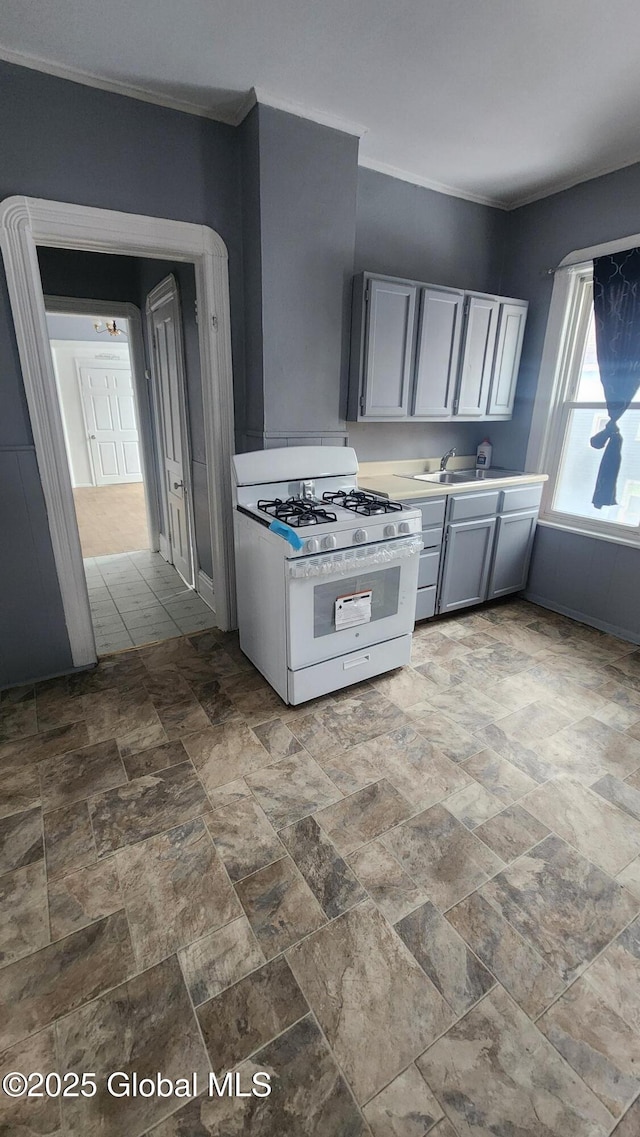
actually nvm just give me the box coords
[2,603,640,1135]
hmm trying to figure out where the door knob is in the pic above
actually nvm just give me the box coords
[173,480,184,490]
[89,434,96,440]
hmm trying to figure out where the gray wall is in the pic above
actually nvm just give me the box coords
[0,58,241,687]
[239,105,359,450]
[349,168,508,460]
[496,160,640,640]
[237,106,264,449]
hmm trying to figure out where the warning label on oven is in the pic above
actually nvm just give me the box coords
[335,590,373,630]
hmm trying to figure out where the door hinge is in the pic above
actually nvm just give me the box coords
[194,300,199,325]
[364,285,370,304]
[359,396,365,412]
[211,315,218,329]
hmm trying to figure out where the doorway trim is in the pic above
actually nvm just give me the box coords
[45,295,161,553]
[0,196,236,668]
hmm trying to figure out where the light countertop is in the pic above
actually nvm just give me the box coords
[357,456,548,501]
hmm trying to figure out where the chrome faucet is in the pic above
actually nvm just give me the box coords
[440,447,457,471]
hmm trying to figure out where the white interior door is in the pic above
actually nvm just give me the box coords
[79,365,142,485]
[147,278,193,586]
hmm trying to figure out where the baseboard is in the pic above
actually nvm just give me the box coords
[197,570,216,613]
[524,592,640,646]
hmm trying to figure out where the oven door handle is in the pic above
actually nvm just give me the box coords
[287,535,423,578]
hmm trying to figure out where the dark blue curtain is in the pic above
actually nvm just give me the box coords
[591,248,640,508]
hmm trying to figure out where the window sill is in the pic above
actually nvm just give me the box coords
[537,515,640,550]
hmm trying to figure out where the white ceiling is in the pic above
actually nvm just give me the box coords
[2,0,640,209]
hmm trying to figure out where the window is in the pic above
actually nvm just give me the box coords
[541,266,640,542]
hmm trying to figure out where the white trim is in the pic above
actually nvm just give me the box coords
[145,273,196,587]
[9,43,640,212]
[45,297,160,549]
[524,592,640,646]
[537,517,640,550]
[253,87,368,138]
[197,570,216,614]
[0,196,236,672]
[527,242,640,548]
[0,44,246,125]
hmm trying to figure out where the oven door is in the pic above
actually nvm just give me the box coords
[286,536,422,669]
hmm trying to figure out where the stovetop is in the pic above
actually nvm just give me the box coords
[255,490,405,528]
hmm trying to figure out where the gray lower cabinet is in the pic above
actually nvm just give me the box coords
[438,516,497,613]
[488,508,538,598]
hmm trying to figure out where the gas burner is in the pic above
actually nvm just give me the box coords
[322,490,404,517]
[257,497,338,528]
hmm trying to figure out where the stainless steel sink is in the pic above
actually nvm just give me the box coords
[402,468,526,485]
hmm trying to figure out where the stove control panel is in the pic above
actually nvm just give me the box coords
[321,534,337,550]
[398,521,411,534]
[305,537,321,553]
[384,523,398,538]
[353,528,368,543]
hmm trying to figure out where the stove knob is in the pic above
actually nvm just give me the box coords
[384,523,398,538]
[398,521,411,534]
[353,528,368,544]
[321,534,337,550]
[305,537,320,553]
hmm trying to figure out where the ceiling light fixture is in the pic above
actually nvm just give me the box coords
[93,319,125,337]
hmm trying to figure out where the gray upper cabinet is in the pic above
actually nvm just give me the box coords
[487,302,527,416]
[412,287,464,417]
[361,277,417,418]
[456,295,499,416]
[348,272,527,422]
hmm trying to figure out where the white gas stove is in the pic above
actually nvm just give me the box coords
[232,446,422,704]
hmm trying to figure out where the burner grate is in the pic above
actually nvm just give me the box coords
[322,490,404,517]
[257,498,338,528]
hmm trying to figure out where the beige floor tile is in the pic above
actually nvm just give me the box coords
[363,1063,443,1137]
[447,890,564,1017]
[418,985,612,1136]
[315,779,413,856]
[178,915,265,1005]
[538,978,640,1116]
[117,818,241,968]
[287,900,454,1104]
[382,802,503,911]
[523,775,640,876]
[348,839,428,923]
[444,781,504,829]
[235,855,326,959]
[474,802,550,861]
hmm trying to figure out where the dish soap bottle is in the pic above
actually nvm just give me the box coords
[476,438,493,469]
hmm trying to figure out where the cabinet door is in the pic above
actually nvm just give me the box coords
[456,296,499,416]
[412,287,463,417]
[488,509,537,599]
[362,278,417,417]
[487,302,527,416]
[438,516,497,613]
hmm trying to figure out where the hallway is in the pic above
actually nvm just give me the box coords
[85,551,216,653]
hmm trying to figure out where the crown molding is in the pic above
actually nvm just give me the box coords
[357,156,510,210]
[4,43,640,211]
[251,87,368,138]
[0,43,245,124]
